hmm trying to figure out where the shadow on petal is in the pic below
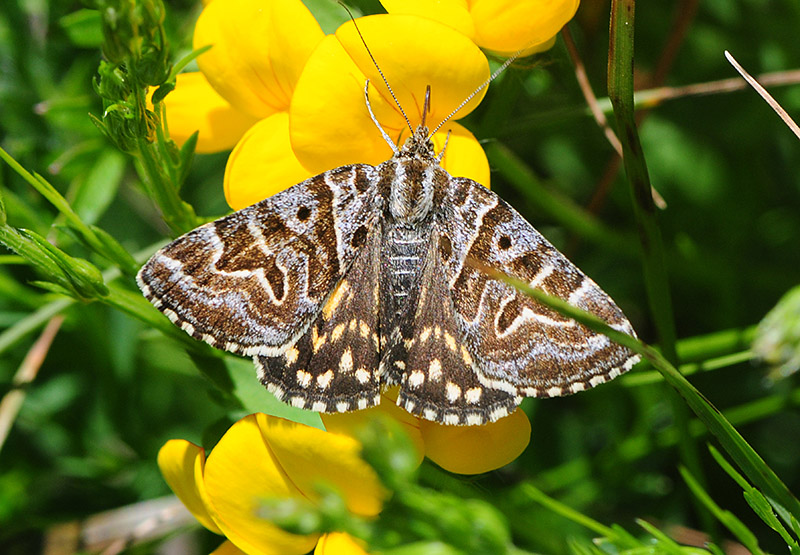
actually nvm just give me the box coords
[163,72,259,154]
[419,407,531,475]
[256,413,387,517]
[210,540,249,555]
[157,440,223,535]
[314,532,368,555]
[431,122,490,187]
[203,414,319,555]
[321,391,426,468]
[194,0,323,118]
[224,112,314,210]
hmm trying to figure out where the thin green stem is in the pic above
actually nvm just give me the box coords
[479,263,800,525]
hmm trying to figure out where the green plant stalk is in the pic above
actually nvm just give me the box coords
[624,349,753,386]
[0,298,73,355]
[532,382,800,495]
[608,0,678,367]
[606,0,709,533]
[478,263,800,525]
[134,135,199,236]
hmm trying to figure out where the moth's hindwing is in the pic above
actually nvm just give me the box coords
[391,228,522,426]
[255,225,382,413]
[438,177,640,399]
[136,164,379,357]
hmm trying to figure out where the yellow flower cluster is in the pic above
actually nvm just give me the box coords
[159,414,382,554]
[164,0,578,208]
[158,1,579,552]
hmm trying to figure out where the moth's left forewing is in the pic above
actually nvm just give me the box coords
[437,177,640,398]
[137,164,380,357]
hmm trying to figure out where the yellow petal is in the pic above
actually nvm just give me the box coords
[380,0,578,56]
[314,532,368,555]
[163,72,259,154]
[194,0,324,119]
[224,111,314,210]
[469,0,580,56]
[380,0,475,39]
[419,408,531,474]
[431,122,490,187]
[157,440,223,535]
[203,414,319,555]
[257,413,387,517]
[210,540,249,555]
[321,391,425,468]
[336,15,489,134]
[290,35,395,174]
[291,15,489,174]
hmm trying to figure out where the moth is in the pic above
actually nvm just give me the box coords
[137,83,639,426]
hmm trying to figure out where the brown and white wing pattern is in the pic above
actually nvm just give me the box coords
[437,177,640,402]
[254,224,383,413]
[137,164,380,358]
[391,229,523,426]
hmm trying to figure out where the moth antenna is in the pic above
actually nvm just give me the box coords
[342,3,414,135]
[435,129,452,163]
[428,52,522,139]
[421,85,431,130]
[365,80,400,154]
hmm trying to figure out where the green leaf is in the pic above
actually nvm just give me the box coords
[59,9,104,48]
[743,489,799,548]
[88,224,140,276]
[71,149,127,225]
[177,131,198,188]
[679,466,763,555]
[227,357,324,430]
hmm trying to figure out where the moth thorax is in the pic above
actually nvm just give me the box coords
[389,159,435,223]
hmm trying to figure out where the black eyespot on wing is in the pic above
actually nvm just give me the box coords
[498,236,511,249]
[351,225,368,248]
[439,234,452,261]
[297,206,311,221]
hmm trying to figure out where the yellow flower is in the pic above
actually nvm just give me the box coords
[162,72,259,153]
[227,13,493,209]
[380,0,580,56]
[162,0,324,154]
[322,389,531,475]
[158,413,383,555]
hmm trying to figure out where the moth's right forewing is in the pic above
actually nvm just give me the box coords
[437,177,639,397]
[137,164,380,356]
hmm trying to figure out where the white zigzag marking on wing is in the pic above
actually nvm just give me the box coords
[448,192,498,288]
[567,276,592,305]
[528,262,555,288]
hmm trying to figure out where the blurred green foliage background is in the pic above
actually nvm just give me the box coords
[1,0,800,553]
